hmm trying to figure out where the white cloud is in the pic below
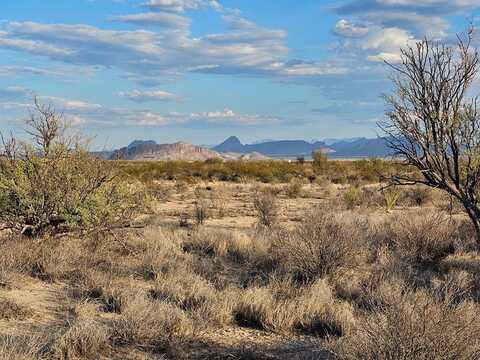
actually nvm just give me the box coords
[0,20,300,83]
[143,0,218,13]
[377,0,478,8]
[190,108,280,125]
[0,86,34,101]
[360,27,415,63]
[334,20,369,38]
[135,111,169,126]
[0,89,281,128]
[367,52,402,63]
[119,89,181,102]
[111,12,191,30]
[40,96,103,111]
[0,65,65,77]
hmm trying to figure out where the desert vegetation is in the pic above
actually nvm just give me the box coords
[0,141,479,359]
[2,31,480,360]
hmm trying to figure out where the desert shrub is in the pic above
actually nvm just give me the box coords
[382,186,402,212]
[0,298,33,321]
[204,157,224,165]
[211,185,229,218]
[343,186,364,209]
[194,199,209,226]
[142,180,173,202]
[0,236,74,282]
[0,100,136,236]
[285,178,303,199]
[72,272,125,314]
[182,228,266,264]
[232,278,354,337]
[253,191,278,228]
[53,319,110,360]
[361,186,384,208]
[112,293,195,353]
[149,271,217,312]
[333,287,480,360]
[381,213,456,267]
[400,185,433,207]
[0,335,45,360]
[312,151,328,174]
[272,210,359,282]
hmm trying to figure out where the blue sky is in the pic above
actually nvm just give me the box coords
[0,0,479,149]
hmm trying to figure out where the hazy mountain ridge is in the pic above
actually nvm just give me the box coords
[96,136,392,161]
[213,136,330,156]
[213,136,392,158]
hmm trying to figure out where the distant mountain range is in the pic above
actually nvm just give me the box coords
[100,140,271,161]
[94,136,393,161]
[110,141,221,161]
[213,136,392,158]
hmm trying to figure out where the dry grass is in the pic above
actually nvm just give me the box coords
[53,318,110,359]
[232,278,354,337]
[112,293,196,354]
[0,335,45,360]
[253,191,278,228]
[0,298,33,321]
[332,285,480,359]
[0,165,479,359]
[272,209,362,282]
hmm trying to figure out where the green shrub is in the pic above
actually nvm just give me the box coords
[382,186,402,213]
[285,179,304,199]
[0,100,137,236]
[343,187,364,209]
[312,151,328,174]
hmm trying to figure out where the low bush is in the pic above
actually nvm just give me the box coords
[272,210,359,282]
[381,213,456,267]
[0,298,33,321]
[53,319,110,360]
[254,191,278,228]
[400,185,433,207]
[232,278,354,337]
[333,287,480,360]
[382,186,402,212]
[194,199,209,226]
[112,293,195,353]
[285,178,304,199]
[343,187,364,209]
[0,100,137,236]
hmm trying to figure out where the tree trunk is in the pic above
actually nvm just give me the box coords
[464,203,480,247]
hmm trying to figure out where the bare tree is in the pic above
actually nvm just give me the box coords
[25,97,64,157]
[380,28,480,244]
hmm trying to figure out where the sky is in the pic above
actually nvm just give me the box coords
[0,0,479,149]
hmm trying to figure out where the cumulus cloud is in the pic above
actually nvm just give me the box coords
[144,0,221,13]
[188,108,280,125]
[336,0,479,16]
[0,19,345,85]
[334,0,479,41]
[119,89,181,102]
[334,20,369,38]
[111,12,191,30]
[0,88,280,128]
[40,96,103,111]
[360,26,415,62]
